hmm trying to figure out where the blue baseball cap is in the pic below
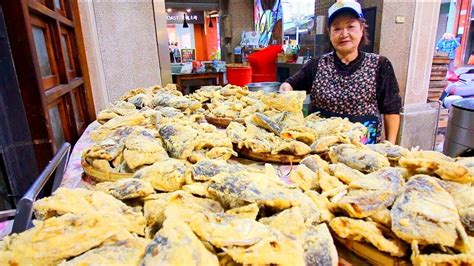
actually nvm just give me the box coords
[328,0,364,25]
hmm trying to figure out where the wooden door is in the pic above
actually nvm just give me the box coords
[1,0,95,169]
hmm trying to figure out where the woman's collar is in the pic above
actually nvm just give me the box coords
[333,50,364,66]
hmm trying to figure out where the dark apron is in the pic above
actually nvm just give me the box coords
[310,52,382,144]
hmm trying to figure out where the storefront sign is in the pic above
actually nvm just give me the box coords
[167,11,204,24]
[181,49,196,62]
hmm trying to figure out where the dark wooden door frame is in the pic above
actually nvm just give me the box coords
[0,0,96,170]
[0,3,39,205]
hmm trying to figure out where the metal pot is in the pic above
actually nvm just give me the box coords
[247,82,281,93]
[443,99,474,157]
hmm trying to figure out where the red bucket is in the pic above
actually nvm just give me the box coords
[226,65,252,86]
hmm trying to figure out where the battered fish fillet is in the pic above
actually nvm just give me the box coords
[259,207,307,237]
[95,178,155,200]
[300,154,330,173]
[59,233,150,266]
[328,144,390,173]
[260,91,306,113]
[437,179,474,236]
[411,253,474,266]
[328,163,365,184]
[391,175,468,248]
[143,191,223,238]
[0,213,127,265]
[310,135,351,154]
[189,212,272,248]
[208,171,306,210]
[330,217,408,257]
[368,208,392,228]
[100,113,145,130]
[191,159,246,181]
[273,138,311,156]
[123,134,169,169]
[280,126,317,145]
[159,123,199,159]
[134,159,191,192]
[366,141,409,162]
[182,181,212,198]
[329,166,404,218]
[305,190,334,222]
[141,220,218,266]
[34,188,145,235]
[252,112,282,135]
[303,223,339,266]
[225,203,260,220]
[223,229,305,265]
[399,151,474,183]
[289,164,319,191]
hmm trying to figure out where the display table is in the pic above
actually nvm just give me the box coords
[172,72,225,94]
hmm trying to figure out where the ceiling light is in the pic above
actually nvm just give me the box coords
[166,8,172,12]
[186,9,191,12]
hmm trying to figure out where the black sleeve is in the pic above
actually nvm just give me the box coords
[376,56,402,114]
[285,58,319,93]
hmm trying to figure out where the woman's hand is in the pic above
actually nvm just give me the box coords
[279,82,294,92]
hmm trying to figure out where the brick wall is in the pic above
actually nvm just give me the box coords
[219,0,254,62]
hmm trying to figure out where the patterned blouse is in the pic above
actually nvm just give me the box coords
[285,51,402,143]
[286,51,401,114]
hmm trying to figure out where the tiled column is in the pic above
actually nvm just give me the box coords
[385,0,441,149]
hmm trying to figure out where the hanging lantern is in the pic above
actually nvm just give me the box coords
[208,15,213,28]
[183,13,189,28]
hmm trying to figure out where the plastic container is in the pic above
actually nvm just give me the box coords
[226,64,252,86]
[247,45,281,82]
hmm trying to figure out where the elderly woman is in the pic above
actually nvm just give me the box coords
[280,0,401,144]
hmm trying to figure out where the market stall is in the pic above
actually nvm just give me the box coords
[1,84,473,265]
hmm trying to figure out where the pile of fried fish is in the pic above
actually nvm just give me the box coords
[2,84,473,265]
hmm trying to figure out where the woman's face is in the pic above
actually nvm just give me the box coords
[329,14,363,55]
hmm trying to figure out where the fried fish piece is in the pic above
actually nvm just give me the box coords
[391,175,468,248]
[252,112,282,135]
[289,164,319,191]
[328,144,390,173]
[223,229,305,265]
[329,163,365,184]
[300,154,330,173]
[366,141,409,162]
[310,135,351,154]
[331,167,404,218]
[0,213,127,265]
[141,219,218,266]
[123,134,169,169]
[225,203,260,220]
[134,159,190,192]
[100,113,145,130]
[159,123,199,159]
[143,191,223,238]
[399,151,473,183]
[59,233,150,266]
[305,190,334,222]
[34,188,145,235]
[411,253,474,266]
[272,139,311,156]
[330,217,408,257]
[182,181,212,198]
[303,223,338,266]
[189,212,272,248]
[437,179,474,235]
[208,172,305,210]
[368,208,392,228]
[95,178,155,200]
[259,207,306,237]
[191,159,246,181]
